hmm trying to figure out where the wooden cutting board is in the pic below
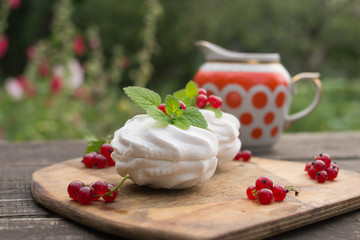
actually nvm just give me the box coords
[31,157,360,240]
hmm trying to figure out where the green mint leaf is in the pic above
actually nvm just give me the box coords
[84,136,106,154]
[173,89,186,99]
[185,81,198,98]
[173,115,191,129]
[174,109,183,117]
[124,86,161,111]
[165,95,180,116]
[182,107,208,129]
[205,106,223,118]
[146,106,172,125]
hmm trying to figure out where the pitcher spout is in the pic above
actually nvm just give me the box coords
[195,40,280,63]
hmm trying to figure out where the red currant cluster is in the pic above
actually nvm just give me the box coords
[158,101,186,114]
[82,143,115,168]
[246,176,298,205]
[305,153,339,183]
[67,174,129,205]
[233,149,252,162]
[196,88,222,109]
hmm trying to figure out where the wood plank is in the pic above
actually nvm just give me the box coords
[31,157,360,240]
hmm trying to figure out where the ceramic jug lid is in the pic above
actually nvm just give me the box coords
[196,41,280,63]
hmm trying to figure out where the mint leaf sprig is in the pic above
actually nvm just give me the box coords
[84,135,113,154]
[123,86,208,130]
[173,81,222,118]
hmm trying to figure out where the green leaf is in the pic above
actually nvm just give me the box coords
[84,136,106,154]
[182,107,208,129]
[173,89,186,100]
[174,109,183,117]
[173,115,191,129]
[180,97,192,107]
[146,106,172,124]
[165,95,180,115]
[205,106,223,118]
[124,86,161,111]
[185,81,198,98]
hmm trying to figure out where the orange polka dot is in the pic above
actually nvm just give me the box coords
[251,128,262,139]
[226,91,242,108]
[275,92,286,108]
[240,113,253,126]
[252,92,267,109]
[271,126,279,137]
[264,112,275,125]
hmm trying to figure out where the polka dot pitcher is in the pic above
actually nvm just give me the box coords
[194,41,322,152]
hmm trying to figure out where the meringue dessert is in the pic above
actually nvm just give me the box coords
[199,109,241,165]
[111,114,219,189]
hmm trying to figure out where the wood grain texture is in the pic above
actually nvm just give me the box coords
[31,157,360,240]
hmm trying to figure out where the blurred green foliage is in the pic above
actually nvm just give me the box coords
[0,0,360,141]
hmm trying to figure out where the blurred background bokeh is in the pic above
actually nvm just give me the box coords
[0,0,359,141]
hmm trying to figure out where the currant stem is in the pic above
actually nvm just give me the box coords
[103,174,130,197]
[285,186,299,196]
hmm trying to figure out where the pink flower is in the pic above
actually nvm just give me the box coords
[50,75,62,94]
[53,59,84,89]
[8,0,21,9]
[38,60,50,76]
[16,75,36,97]
[0,35,9,59]
[4,77,24,100]
[73,35,86,56]
[26,46,37,59]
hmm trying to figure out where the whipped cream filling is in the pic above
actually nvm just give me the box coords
[199,109,241,165]
[111,114,219,189]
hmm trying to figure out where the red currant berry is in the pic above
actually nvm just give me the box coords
[100,143,114,165]
[208,95,222,109]
[326,166,339,181]
[246,185,257,200]
[83,152,96,168]
[89,182,101,200]
[316,153,331,168]
[78,186,94,205]
[330,162,339,171]
[93,180,108,196]
[316,170,328,183]
[305,162,312,171]
[255,176,273,190]
[273,184,287,201]
[233,152,242,161]
[196,94,208,108]
[241,150,252,162]
[198,88,207,96]
[158,103,166,114]
[257,189,273,205]
[179,101,187,110]
[67,180,84,201]
[102,184,119,202]
[313,160,326,172]
[307,165,317,179]
[94,154,107,168]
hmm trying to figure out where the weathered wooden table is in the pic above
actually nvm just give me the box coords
[1,131,360,240]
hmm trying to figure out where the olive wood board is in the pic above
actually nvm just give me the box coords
[31,157,360,240]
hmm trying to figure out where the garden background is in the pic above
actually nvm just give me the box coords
[0,0,359,141]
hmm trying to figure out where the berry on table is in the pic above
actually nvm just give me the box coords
[94,154,107,168]
[196,94,208,108]
[246,185,257,200]
[102,184,119,202]
[100,143,115,166]
[273,184,287,201]
[67,180,84,201]
[255,176,273,190]
[307,165,317,179]
[316,153,331,168]
[313,160,326,172]
[233,150,252,161]
[316,170,328,183]
[257,189,273,205]
[93,180,108,196]
[198,88,207,96]
[77,186,94,205]
[305,162,312,171]
[83,152,96,168]
[89,182,101,200]
[326,166,339,181]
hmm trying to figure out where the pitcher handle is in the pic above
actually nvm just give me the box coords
[284,72,322,128]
